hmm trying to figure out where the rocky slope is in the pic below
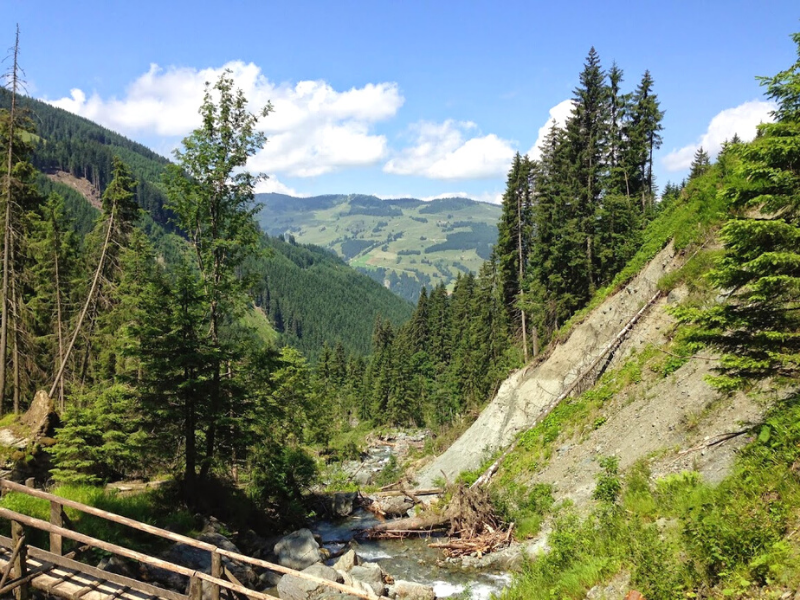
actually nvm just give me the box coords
[416,242,688,488]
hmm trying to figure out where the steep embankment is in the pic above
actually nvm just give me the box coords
[417,242,687,488]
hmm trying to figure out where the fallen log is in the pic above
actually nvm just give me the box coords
[363,513,450,536]
[371,488,442,497]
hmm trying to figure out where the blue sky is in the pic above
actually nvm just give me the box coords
[2,1,798,202]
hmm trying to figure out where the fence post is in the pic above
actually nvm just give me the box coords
[11,520,29,600]
[49,501,63,556]
[189,575,203,600]
[211,551,221,600]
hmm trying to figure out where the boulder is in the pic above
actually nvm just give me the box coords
[393,580,435,600]
[237,528,279,559]
[97,556,137,579]
[336,570,355,587]
[349,563,384,597]
[375,496,414,517]
[275,528,324,571]
[140,563,187,592]
[332,492,358,517]
[158,532,257,589]
[259,570,283,589]
[332,549,359,572]
[276,563,341,600]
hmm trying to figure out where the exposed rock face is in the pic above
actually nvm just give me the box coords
[274,528,324,571]
[276,563,341,600]
[416,243,684,487]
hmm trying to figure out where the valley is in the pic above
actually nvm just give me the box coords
[0,9,799,600]
[257,193,500,302]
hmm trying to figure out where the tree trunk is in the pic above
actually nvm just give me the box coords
[517,186,528,362]
[0,27,21,416]
[53,245,65,411]
[12,268,19,415]
[49,205,115,398]
[184,380,196,502]
[199,292,220,481]
[366,513,450,535]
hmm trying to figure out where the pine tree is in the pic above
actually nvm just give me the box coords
[676,32,800,390]
[164,70,271,481]
[606,62,628,195]
[50,156,139,398]
[689,147,711,180]
[566,47,609,296]
[0,27,42,412]
[626,70,664,210]
[29,192,77,410]
[497,153,534,359]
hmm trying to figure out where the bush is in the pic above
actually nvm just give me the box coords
[247,441,317,526]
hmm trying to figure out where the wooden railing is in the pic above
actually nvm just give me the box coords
[0,479,371,600]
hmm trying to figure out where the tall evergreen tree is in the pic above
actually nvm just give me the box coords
[626,70,664,209]
[677,32,800,390]
[164,70,271,482]
[689,147,711,179]
[50,156,138,398]
[564,48,610,296]
[497,153,534,359]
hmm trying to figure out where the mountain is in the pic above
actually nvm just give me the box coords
[256,192,502,302]
[2,90,413,358]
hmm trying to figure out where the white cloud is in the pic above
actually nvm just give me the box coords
[662,99,776,171]
[254,174,304,197]
[527,99,573,159]
[384,120,516,180]
[46,61,404,178]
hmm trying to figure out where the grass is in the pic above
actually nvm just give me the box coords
[0,484,196,557]
[240,304,279,345]
[498,393,800,600]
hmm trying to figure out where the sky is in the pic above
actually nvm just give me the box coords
[1,1,798,203]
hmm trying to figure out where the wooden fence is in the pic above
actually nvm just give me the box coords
[0,479,371,600]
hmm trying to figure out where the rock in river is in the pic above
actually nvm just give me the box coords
[275,528,324,571]
[276,563,341,600]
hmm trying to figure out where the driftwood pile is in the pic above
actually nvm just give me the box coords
[364,484,513,558]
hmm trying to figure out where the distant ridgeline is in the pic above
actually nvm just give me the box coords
[0,88,173,231]
[0,89,412,359]
[256,192,502,302]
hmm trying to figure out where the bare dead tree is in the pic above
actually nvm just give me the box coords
[0,25,21,414]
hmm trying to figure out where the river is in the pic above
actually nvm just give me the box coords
[311,507,511,599]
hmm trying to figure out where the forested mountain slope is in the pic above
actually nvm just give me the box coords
[257,192,501,302]
[0,89,412,358]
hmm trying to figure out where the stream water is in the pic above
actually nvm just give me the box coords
[311,509,511,600]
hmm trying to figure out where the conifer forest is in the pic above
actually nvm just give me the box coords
[1,13,800,600]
